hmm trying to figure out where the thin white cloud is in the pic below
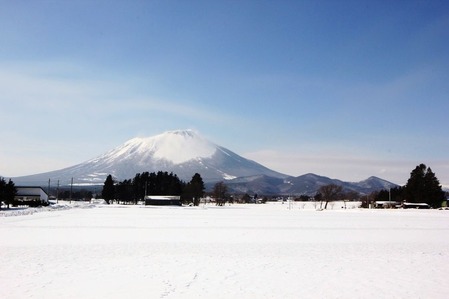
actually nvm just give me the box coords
[0,61,249,176]
[0,62,241,126]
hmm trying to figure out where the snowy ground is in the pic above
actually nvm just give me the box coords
[1,202,449,299]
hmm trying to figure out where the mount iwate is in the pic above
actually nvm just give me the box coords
[14,130,286,185]
[13,129,397,195]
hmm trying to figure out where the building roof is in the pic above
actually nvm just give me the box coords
[144,195,180,200]
[16,186,48,196]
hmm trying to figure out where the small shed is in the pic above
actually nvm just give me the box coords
[15,186,49,206]
[374,201,400,209]
[402,202,430,209]
[144,195,181,206]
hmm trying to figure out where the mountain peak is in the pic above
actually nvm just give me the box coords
[151,129,216,164]
[163,129,197,138]
[106,129,216,165]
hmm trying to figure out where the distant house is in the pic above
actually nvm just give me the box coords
[15,187,49,206]
[144,195,181,206]
[402,202,430,209]
[374,201,400,209]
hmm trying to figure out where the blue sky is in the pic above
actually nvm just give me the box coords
[1,0,448,186]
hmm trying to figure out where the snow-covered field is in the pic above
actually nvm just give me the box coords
[1,202,449,299]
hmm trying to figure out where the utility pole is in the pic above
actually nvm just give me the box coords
[57,180,59,203]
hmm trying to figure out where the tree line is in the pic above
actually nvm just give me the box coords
[101,171,205,205]
[101,171,235,206]
[368,164,445,208]
[314,163,446,209]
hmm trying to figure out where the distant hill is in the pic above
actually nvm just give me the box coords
[219,173,398,196]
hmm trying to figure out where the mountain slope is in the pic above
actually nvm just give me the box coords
[13,130,288,185]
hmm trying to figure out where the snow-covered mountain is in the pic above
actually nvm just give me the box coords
[13,130,288,185]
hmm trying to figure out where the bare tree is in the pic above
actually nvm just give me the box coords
[318,184,343,209]
[213,181,228,206]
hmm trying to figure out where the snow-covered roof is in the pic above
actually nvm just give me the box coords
[16,186,48,196]
[144,195,180,200]
[403,202,429,206]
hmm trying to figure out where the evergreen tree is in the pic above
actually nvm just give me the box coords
[404,164,426,203]
[132,172,149,200]
[0,178,17,209]
[423,167,445,208]
[189,173,205,206]
[116,179,134,204]
[0,177,6,209]
[101,175,115,204]
[5,179,17,209]
[404,163,445,208]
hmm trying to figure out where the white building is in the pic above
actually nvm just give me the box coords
[15,187,49,203]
